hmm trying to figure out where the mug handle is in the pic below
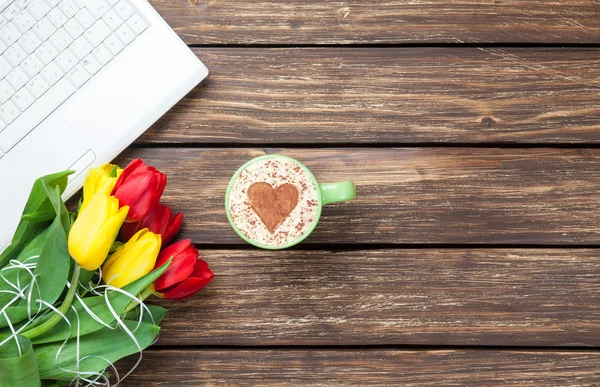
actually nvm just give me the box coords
[320,181,356,205]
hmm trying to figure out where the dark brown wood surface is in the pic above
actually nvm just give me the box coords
[117,147,600,245]
[149,0,600,45]
[124,350,600,386]
[119,0,600,385]
[139,48,600,145]
[149,249,600,346]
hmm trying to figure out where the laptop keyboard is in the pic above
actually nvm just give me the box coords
[0,0,148,157]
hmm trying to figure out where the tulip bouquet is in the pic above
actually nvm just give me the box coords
[0,159,213,386]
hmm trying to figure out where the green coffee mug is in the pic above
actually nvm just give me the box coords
[225,154,356,249]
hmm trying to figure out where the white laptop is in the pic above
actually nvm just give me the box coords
[0,0,208,250]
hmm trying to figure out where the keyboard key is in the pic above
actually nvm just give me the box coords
[54,47,76,71]
[27,0,51,20]
[6,66,28,89]
[0,100,19,124]
[69,36,93,60]
[126,13,146,35]
[47,7,66,28]
[49,27,72,51]
[13,9,35,33]
[0,14,8,29]
[101,8,120,30]
[0,39,7,54]
[103,33,122,55]
[81,53,99,74]
[35,41,58,64]
[114,0,132,20]
[2,3,19,21]
[11,87,33,110]
[84,19,109,46]
[86,0,109,19]
[15,0,34,9]
[106,0,117,6]
[40,60,62,84]
[0,121,5,134]
[44,0,61,7]
[0,76,75,152]
[32,17,55,40]
[64,17,83,38]
[69,35,90,59]
[58,0,78,18]
[25,73,49,97]
[18,30,42,54]
[75,8,94,29]
[0,56,11,78]
[20,53,43,76]
[114,23,132,45]
[66,62,88,87]
[0,79,15,103]
[91,42,110,64]
[5,44,26,66]
[0,22,21,46]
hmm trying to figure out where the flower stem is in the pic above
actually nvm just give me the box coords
[124,286,153,314]
[22,263,81,339]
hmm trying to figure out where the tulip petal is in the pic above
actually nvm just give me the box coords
[80,165,122,212]
[162,211,183,247]
[82,204,129,271]
[102,229,161,288]
[69,194,127,271]
[112,158,143,193]
[112,160,166,222]
[120,220,139,242]
[160,260,213,300]
[153,247,197,291]
[154,239,192,268]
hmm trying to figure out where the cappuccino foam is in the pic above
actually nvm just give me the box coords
[229,158,319,247]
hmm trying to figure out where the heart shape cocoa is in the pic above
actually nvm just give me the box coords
[247,182,300,234]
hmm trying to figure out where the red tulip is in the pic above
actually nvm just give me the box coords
[121,203,183,247]
[153,239,214,300]
[111,159,167,222]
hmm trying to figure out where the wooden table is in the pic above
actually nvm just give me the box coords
[119,1,600,385]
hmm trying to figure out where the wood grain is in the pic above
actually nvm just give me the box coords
[150,249,600,346]
[117,148,600,245]
[139,48,600,145]
[122,349,600,386]
[149,0,600,45]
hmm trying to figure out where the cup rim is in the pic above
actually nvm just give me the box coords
[225,154,323,250]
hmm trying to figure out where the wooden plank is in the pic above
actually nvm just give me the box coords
[150,249,600,346]
[122,349,600,385]
[139,48,600,145]
[117,148,600,245]
[150,0,600,45]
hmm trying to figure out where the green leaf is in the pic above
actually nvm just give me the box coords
[109,241,124,253]
[31,260,170,345]
[25,217,70,308]
[0,170,72,269]
[124,304,168,326]
[0,307,30,329]
[0,229,49,307]
[41,182,71,235]
[35,320,159,381]
[1,187,72,328]
[0,335,41,386]
[77,268,96,291]
[20,211,56,223]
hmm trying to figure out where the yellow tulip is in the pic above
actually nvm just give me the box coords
[69,192,129,271]
[80,164,123,212]
[102,229,161,288]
